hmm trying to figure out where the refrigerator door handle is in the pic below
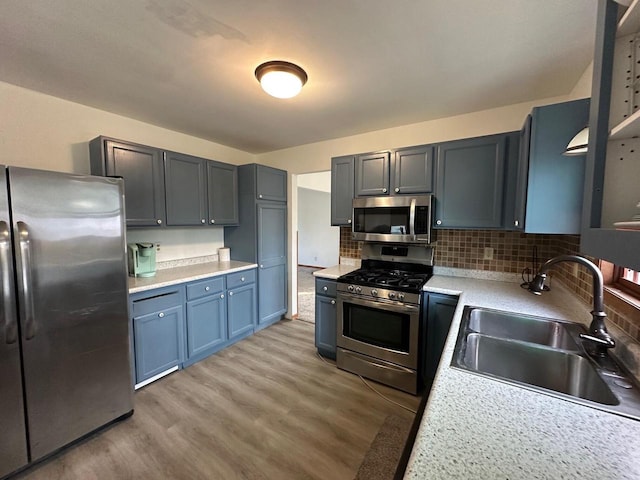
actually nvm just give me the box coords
[0,221,17,344]
[16,221,36,340]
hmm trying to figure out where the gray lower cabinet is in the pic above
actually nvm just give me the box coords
[315,278,337,359]
[185,277,227,359]
[512,98,590,233]
[130,285,186,386]
[89,137,166,227]
[434,132,519,229]
[227,268,257,339]
[130,268,257,387]
[331,155,355,226]
[423,293,458,388]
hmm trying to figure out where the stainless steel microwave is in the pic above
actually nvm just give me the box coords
[352,195,434,244]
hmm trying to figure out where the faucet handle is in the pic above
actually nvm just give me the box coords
[579,332,615,356]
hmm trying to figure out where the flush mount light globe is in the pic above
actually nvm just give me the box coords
[563,126,589,156]
[255,61,307,99]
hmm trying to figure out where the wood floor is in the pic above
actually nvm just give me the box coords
[16,319,420,480]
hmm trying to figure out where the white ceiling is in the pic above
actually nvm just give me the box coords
[0,0,597,154]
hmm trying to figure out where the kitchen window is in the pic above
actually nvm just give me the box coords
[615,267,640,299]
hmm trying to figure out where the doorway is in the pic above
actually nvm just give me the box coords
[296,171,339,322]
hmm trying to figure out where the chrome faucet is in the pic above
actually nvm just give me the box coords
[528,255,615,354]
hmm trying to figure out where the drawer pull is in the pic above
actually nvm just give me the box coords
[158,312,164,318]
[229,291,234,296]
[241,277,245,282]
[205,286,210,291]
[220,294,224,299]
[322,286,328,291]
[331,300,335,305]
[156,219,162,225]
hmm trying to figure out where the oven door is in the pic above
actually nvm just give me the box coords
[336,293,420,369]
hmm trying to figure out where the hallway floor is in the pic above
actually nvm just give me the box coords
[297,266,319,323]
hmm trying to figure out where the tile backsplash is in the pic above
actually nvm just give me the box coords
[339,227,640,343]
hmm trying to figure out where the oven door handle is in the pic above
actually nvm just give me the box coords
[409,198,416,236]
[337,293,420,314]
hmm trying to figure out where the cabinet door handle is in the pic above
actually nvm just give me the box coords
[395,187,400,193]
[205,286,210,291]
[322,286,328,291]
[229,291,234,296]
[331,300,336,305]
[210,219,215,224]
[347,219,352,224]
[157,219,162,225]
[201,219,205,224]
[436,220,442,225]
[158,312,164,318]
[241,277,245,282]
[220,294,224,299]
[382,188,387,193]
[514,220,519,227]
[259,194,263,199]
[260,264,264,268]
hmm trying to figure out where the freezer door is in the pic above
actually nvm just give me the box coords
[9,167,133,461]
[0,168,28,477]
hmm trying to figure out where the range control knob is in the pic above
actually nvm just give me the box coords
[355,286,362,294]
[398,293,405,301]
[347,285,355,292]
[388,292,396,300]
[371,289,378,297]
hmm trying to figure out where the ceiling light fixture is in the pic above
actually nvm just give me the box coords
[563,126,589,156]
[255,61,307,99]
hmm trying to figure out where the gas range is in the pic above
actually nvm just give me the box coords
[336,244,434,305]
[335,243,435,394]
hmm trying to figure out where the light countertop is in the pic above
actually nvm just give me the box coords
[312,264,360,280]
[405,275,640,479]
[128,261,257,294]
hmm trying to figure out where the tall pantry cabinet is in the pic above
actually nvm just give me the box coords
[224,164,288,330]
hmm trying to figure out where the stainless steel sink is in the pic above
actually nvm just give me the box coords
[463,333,618,405]
[452,306,640,420]
[468,308,581,351]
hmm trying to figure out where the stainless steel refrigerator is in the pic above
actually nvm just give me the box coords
[0,166,133,477]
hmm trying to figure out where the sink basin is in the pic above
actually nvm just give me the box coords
[468,308,581,351]
[452,306,640,421]
[463,333,618,405]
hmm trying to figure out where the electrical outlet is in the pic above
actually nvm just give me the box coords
[483,247,494,260]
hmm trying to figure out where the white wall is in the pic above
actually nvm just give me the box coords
[297,171,331,192]
[297,187,339,268]
[0,81,254,174]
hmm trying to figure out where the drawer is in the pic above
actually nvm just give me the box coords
[227,269,256,289]
[315,278,337,297]
[186,277,225,301]
[131,286,184,317]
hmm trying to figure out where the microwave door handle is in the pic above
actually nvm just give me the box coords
[409,199,416,236]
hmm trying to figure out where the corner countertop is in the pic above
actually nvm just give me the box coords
[405,275,640,479]
[128,261,258,294]
[312,264,360,280]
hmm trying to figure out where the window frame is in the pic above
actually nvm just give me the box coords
[613,266,640,298]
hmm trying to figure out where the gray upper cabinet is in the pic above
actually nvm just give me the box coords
[256,164,287,202]
[580,0,640,271]
[331,155,355,226]
[435,133,516,229]
[512,99,590,234]
[355,151,391,196]
[164,152,208,226]
[90,136,238,229]
[392,145,434,195]
[207,161,239,225]
[90,137,166,227]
